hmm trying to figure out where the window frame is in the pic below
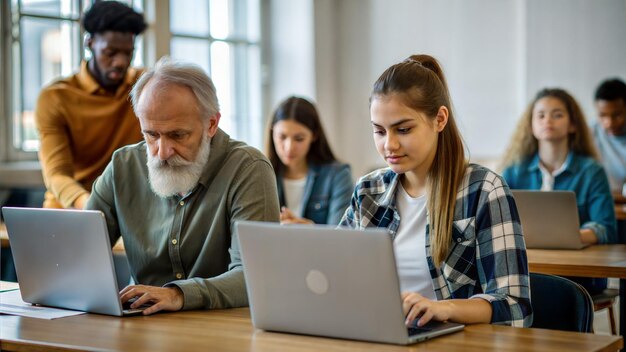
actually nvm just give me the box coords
[3,0,89,162]
[1,0,11,163]
[1,0,268,164]
[168,0,266,148]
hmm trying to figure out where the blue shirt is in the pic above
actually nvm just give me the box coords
[502,152,617,244]
[277,162,353,225]
[339,164,532,327]
[593,123,626,192]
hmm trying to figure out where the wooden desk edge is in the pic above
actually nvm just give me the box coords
[1,313,623,352]
[0,338,97,352]
[528,262,626,279]
[595,336,623,352]
[0,223,8,248]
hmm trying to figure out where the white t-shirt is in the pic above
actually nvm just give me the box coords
[538,159,569,191]
[283,177,307,216]
[393,183,437,300]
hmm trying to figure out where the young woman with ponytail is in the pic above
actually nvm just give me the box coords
[339,55,532,328]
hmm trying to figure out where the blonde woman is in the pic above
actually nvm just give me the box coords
[340,55,532,328]
[501,88,617,294]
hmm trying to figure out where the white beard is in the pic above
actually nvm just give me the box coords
[146,135,211,198]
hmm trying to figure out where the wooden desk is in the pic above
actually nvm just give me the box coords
[0,308,622,352]
[0,223,8,248]
[528,245,626,347]
[616,203,626,221]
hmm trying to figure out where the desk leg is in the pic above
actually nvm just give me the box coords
[619,279,626,351]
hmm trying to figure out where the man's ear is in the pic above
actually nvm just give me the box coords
[84,34,93,52]
[206,112,221,137]
[435,106,449,132]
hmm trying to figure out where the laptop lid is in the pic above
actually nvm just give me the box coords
[236,221,464,345]
[2,207,129,316]
[511,190,587,249]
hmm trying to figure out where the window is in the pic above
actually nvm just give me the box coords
[1,0,264,162]
[9,0,83,155]
[169,0,263,147]
[1,0,142,161]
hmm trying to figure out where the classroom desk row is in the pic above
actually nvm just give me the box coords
[2,224,626,350]
[1,245,625,351]
[0,307,622,352]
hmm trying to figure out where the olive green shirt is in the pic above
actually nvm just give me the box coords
[86,129,280,310]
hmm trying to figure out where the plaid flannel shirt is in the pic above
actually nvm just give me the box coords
[339,164,533,327]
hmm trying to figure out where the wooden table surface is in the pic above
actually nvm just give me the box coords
[0,223,7,248]
[527,245,626,278]
[616,203,626,221]
[0,308,622,352]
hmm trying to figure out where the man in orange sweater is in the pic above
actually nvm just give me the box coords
[35,1,147,208]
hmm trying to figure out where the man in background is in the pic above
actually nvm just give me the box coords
[35,1,147,208]
[593,78,626,194]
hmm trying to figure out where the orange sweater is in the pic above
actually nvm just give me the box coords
[35,61,144,208]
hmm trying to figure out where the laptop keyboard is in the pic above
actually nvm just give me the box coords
[122,297,152,315]
[407,326,432,336]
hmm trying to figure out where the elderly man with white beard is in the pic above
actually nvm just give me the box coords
[85,58,280,315]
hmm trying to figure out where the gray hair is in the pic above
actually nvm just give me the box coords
[130,57,219,120]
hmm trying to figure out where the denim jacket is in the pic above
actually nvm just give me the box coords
[502,152,617,244]
[277,162,353,225]
[339,164,533,327]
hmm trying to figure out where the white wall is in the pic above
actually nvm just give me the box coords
[268,0,316,108]
[334,0,528,176]
[526,0,626,120]
[270,0,626,178]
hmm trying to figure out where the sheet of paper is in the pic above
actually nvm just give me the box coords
[0,290,86,319]
[0,281,19,292]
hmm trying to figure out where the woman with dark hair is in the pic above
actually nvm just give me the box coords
[340,55,532,327]
[266,96,353,225]
[501,88,617,294]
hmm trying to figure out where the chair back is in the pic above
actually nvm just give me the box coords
[530,273,594,332]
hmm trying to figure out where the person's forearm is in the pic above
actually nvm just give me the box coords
[47,174,89,208]
[171,270,248,310]
[440,298,492,324]
[73,193,90,209]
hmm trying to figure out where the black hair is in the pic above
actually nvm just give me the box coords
[594,78,626,103]
[82,0,147,36]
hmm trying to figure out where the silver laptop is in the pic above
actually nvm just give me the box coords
[511,190,589,249]
[236,221,464,345]
[1,207,143,316]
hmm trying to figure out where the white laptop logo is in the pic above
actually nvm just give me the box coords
[305,270,329,295]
